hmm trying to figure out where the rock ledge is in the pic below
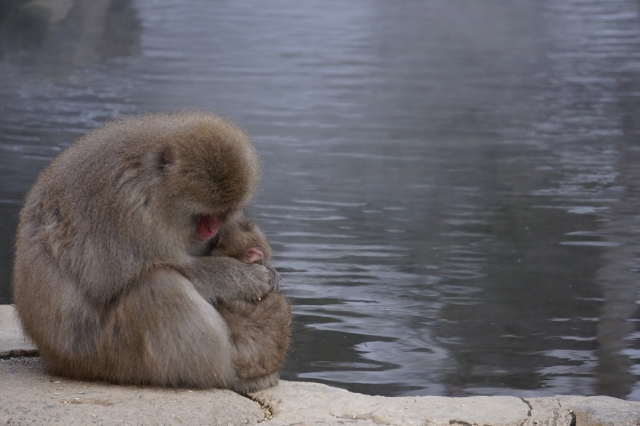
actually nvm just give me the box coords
[2,305,638,425]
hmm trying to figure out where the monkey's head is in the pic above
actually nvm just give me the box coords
[157,113,260,249]
[165,117,257,227]
[88,111,262,255]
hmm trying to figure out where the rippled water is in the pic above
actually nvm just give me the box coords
[2,0,640,399]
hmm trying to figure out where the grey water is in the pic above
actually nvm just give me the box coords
[2,0,640,400]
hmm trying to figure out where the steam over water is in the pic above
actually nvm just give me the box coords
[2,0,640,399]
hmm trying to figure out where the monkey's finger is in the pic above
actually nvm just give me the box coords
[266,266,282,292]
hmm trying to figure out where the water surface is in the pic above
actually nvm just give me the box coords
[1,0,640,399]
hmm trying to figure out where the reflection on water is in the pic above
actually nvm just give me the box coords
[0,0,140,66]
[1,0,640,399]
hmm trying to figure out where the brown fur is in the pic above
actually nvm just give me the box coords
[211,218,289,379]
[12,111,290,392]
[219,293,291,381]
[212,218,272,264]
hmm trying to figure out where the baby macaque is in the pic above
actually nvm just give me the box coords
[213,218,272,265]
[188,212,292,388]
[211,217,282,291]
[211,216,289,381]
[12,111,290,392]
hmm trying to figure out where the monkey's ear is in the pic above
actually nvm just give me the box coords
[159,148,175,171]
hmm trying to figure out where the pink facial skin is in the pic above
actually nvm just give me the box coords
[196,214,221,241]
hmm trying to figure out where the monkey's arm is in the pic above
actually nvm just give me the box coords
[179,256,273,305]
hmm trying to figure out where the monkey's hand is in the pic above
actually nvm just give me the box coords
[235,246,281,291]
[180,257,273,305]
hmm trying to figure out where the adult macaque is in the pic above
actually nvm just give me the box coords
[12,112,290,392]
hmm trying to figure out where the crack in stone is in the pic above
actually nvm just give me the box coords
[521,397,533,417]
[555,398,576,426]
[448,420,475,426]
[240,393,273,422]
[0,350,39,360]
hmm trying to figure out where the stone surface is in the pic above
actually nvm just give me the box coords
[522,397,574,426]
[1,304,638,426]
[251,380,553,426]
[558,395,640,426]
[0,304,37,357]
[0,357,266,425]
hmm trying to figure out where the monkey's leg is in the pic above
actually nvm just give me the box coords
[90,268,244,388]
[218,293,291,393]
